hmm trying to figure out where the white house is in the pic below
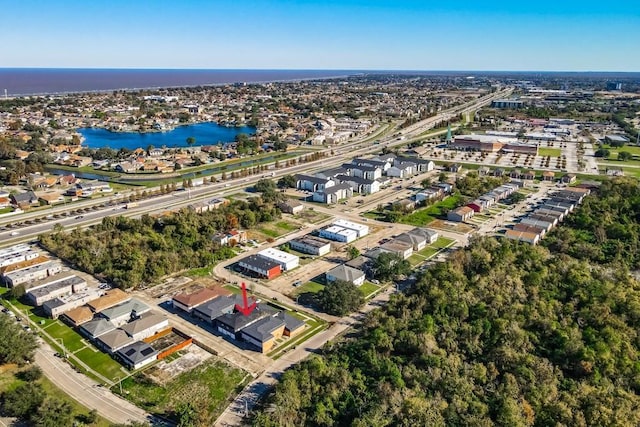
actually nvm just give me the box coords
[326,264,366,287]
[332,219,369,237]
[319,226,358,243]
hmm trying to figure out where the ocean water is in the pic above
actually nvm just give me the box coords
[0,68,357,96]
[79,122,255,150]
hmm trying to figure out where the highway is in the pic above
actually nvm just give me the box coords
[0,87,512,426]
[0,87,511,247]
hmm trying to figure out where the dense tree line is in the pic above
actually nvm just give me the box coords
[253,181,640,426]
[40,198,281,289]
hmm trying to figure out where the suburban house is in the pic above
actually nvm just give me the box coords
[447,206,474,222]
[96,329,134,353]
[325,264,366,287]
[505,229,540,245]
[61,306,94,327]
[87,289,131,313]
[116,341,159,370]
[380,240,414,260]
[79,318,116,340]
[98,299,151,327]
[542,171,556,181]
[395,232,427,251]
[120,312,169,341]
[10,191,39,208]
[277,199,304,215]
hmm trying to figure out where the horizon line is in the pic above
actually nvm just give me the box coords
[1,67,639,74]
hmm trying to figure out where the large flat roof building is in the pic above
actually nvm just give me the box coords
[289,236,331,256]
[319,226,358,243]
[332,219,369,238]
[258,248,299,271]
[172,286,233,313]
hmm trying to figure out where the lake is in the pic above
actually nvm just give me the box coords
[78,122,255,151]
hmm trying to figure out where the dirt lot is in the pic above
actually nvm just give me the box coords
[145,344,212,385]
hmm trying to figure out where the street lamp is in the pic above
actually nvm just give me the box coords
[114,376,123,395]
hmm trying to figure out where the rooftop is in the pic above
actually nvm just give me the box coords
[87,288,131,313]
[172,286,232,308]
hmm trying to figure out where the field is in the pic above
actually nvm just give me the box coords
[118,359,248,425]
[256,220,300,239]
[400,194,462,226]
[538,147,562,157]
[292,281,325,296]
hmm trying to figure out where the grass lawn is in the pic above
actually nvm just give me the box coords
[0,207,13,214]
[294,281,325,295]
[257,220,299,238]
[362,211,386,220]
[44,321,87,353]
[118,360,247,426]
[600,144,640,156]
[74,348,125,381]
[274,221,298,232]
[408,254,424,266]
[294,210,331,224]
[400,193,462,226]
[186,266,213,277]
[432,237,456,249]
[418,247,440,259]
[359,282,380,298]
[538,147,562,157]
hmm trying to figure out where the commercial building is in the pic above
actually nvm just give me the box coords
[288,236,332,256]
[332,219,369,238]
[326,264,366,287]
[258,248,299,271]
[238,255,282,280]
[319,226,358,243]
[0,249,39,268]
[27,275,87,306]
[43,288,102,318]
[3,261,62,287]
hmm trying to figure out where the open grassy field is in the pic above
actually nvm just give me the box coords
[118,359,247,426]
[538,147,561,157]
[294,281,325,296]
[431,237,456,249]
[400,193,462,226]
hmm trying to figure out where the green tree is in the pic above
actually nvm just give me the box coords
[315,280,365,316]
[277,174,297,189]
[32,398,73,427]
[0,314,38,365]
[347,245,360,260]
[1,382,45,419]
[372,252,410,282]
[618,151,632,161]
[186,136,196,147]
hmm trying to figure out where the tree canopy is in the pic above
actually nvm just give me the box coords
[315,280,365,316]
[253,180,640,426]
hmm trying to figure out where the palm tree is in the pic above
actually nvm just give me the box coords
[186,136,196,147]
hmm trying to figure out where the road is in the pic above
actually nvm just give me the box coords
[214,287,393,427]
[35,341,150,425]
[0,87,512,424]
[0,87,512,247]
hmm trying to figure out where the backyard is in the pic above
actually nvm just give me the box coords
[399,193,462,226]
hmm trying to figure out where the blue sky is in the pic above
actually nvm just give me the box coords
[2,0,639,71]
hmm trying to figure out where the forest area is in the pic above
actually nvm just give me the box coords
[39,197,281,289]
[252,177,640,427]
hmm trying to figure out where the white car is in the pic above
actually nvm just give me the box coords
[10,231,19,236]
